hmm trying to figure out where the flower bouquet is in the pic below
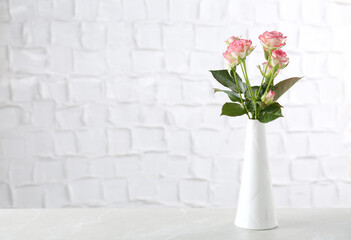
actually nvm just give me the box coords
[210,31,302,230]
[210,31,302,123]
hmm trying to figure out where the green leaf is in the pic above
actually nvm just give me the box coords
[221,102,246,117]
[259,102,283,123]
[214,88,241,102]
[210,70,238,92]
[210,70,246,93]
[229,69,246,92]
[245,100,255,113]
[273,77,303,101]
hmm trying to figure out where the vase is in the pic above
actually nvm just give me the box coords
[235,120,278,230]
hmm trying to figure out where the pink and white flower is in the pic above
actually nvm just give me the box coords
[271,49,289,69]
[223,38,255,67]
[225,36,240,45]
[262,90,275,105]
[259,31,287,50]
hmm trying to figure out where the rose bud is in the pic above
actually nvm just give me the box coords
[225,36,240,45]
[261,62,279,79]
[261,90,275,105]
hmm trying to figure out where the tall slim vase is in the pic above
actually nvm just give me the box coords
[235,120,278,230]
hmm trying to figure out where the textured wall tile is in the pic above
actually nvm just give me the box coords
[77,129,106,155]
[98,0,122,21]
[75,0,99,20]
[81,22,107,50]
[108,103,139,127]
[32,101,55,127]
[48,45,73,74]
[1,138,26,159]
[13,185,43,208]
[132,50,163,73]
[10,48,48,73]
[132,127,165,151]
[157,178,179,204]
[128,175,158,200]
[190,156,212,180]
[210,182,238,207]
[213,156,238,182]
[299,26,331,52]
[0,107,21,130]
[192,129,226,155]
[0,183,12,207]
[322,157,350,181]
[23,21,50,47]
[108,129,131,155]
[284,133,309,156]
[27,131,54,156]
[254,1,279,25]
[0,0,10,21]
[179,179,208,205]
[102,178,128,203]
[54,131,77,155]
[291,158,320,181]
[56,107,85,129]
[70,178,103,204]
[301,0,328,25]
[9,161,34,186]
[0,23,22,45]
[163,23,194,50]
[74,50,108,75]
[164,158,190,180]
[115,155,140,177]
[290,184,312,207]
[141,152,167,175]
[279,0,301,22]
[90,158,117,178]
[44,183,69,208]
[66,157,91,180]
[165,130,191,155]
[123,0,146,21]
[107,47,132,74]
[169,0,199,21]
[69,78,103,102]
[135,22,162,49]
[312,183,338,207]
[51,22,81,48]
[33,159,65,183]
[9,0,36,20]
[145,0,168,20]
[164,50,189,73]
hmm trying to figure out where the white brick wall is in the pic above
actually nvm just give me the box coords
[0,0,350,208]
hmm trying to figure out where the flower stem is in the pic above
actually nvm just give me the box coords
[240,60,257,119]
[257,70,276,116]
[256,52,272,99]
[232,68,250,119]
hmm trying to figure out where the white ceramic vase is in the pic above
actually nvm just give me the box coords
[235,120,278,230]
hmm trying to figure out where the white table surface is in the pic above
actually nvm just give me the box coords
[0,208,350,240]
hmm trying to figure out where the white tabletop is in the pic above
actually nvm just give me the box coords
[0,208,350,240]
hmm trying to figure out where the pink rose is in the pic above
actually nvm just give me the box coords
[223,38,255,67]
[259,31,287,50]
[225,36,240,45]
[271,49,289,68]
[262,62,279,78]
[262,90,275,104]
